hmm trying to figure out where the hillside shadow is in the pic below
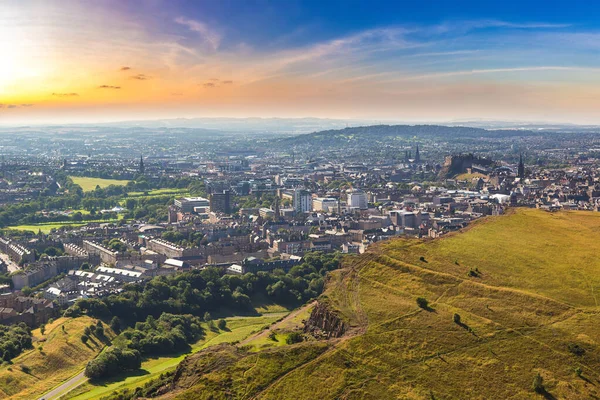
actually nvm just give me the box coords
[89,368,150,386]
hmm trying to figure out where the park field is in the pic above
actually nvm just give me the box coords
[6,219,120,234]
[145,208,600,399]
[69,176,130,192]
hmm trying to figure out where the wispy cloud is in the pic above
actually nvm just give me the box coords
[202,82,216,88]
[174,17,221,51]
[120,66,131,71]
[52,92,79,97]
[130,74,151,80]
[386,66,599,82]
[98,85,121,89]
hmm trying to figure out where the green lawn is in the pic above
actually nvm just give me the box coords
[6,219,120,234]
[65,313,286,400]
[70,176,130,192]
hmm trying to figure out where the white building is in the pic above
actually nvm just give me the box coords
[312,197,338,212]
[294,189,313,214]
[347,189,368,210]
[174,197,210,213]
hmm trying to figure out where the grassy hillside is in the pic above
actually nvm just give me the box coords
[0,317,115,399]
[140,209,600,399]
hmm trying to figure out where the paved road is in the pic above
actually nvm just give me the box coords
[38,370,86,400]
[0,252,20,273]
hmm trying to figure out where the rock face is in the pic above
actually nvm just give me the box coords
[304,302,346,338]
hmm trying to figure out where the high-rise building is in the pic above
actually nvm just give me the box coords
[293,189,312,214]
[347,189,368,210]
[210,190,231,214]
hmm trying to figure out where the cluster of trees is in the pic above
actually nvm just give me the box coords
[84,346,141,379]
[83,314,202,380]
[0,323,32,361]
[122,313,203,356]
[0,173,209,228]
[65,252,342,323]
[160,230,207,248]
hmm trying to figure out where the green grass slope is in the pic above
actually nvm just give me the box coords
[144,209,600,399]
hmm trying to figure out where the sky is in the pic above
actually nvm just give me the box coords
[2,0,600,124]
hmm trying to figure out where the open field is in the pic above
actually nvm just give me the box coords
[6,219,120,234]
[69,176,130,191]
[455,172,488,180]
[64,313,286,400]
[144,209,600,399]
[0,317,115,400]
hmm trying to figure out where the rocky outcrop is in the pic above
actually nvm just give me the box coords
[304,301,346,338]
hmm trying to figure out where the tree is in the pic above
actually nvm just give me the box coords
[203,312,212,322]
[416,297,429,309]
[39,324,46,335]
[81,334,89,344]
[110,316,122,334]
[217,319,226,330]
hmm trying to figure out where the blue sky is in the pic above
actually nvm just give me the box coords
[2,0,600,123]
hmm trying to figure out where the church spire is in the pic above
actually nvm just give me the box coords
[415,144,421,163]
[518,153,524,179]
[139,155,145,174]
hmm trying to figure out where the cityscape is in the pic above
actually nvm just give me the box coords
[2,1,600,399]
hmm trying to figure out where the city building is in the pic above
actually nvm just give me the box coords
[210,190,231,214]
[174,196,210,213]
[293,189,313,214]
[347,189,368,210]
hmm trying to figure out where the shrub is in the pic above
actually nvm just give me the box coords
[568,343,585,356]
[203,312,212,322]
[419,256,427,262]
[268,331,277,342]
[286,332,303,345]
[574,366,583,377]
[416,297,429,309]
[453,313,461,324]
[532,373,544,393]
[217,319,226,330]
[20,365,30,374]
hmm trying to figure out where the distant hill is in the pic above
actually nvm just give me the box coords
[139,209,600,399]
[278,124,541,148]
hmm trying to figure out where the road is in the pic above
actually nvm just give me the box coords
[38,369,87,400]
[0,252,20,273]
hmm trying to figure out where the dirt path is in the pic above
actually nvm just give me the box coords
[238,301,316,346]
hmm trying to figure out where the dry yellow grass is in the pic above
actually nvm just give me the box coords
[243,209,600,399]
[0,317,114,399]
